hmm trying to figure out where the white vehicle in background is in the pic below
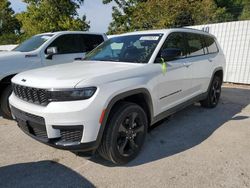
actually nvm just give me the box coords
[0,31,107,118]
[0,45,18,51]
[10,28,225,164]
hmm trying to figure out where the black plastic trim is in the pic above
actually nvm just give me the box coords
[95,88,154,147]
[17,121,97,151]
[12,106,98,151]
[207,67,223,92]
[160,89,182,100]
[152,92,207,124]
[52,125,83,130]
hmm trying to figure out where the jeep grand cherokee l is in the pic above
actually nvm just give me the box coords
[9,29,225,164]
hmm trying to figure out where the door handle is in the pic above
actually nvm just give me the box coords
[74,57,83,60]
[208,58,213,62]
[184,62,192,67]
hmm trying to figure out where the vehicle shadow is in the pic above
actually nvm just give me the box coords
[90,87,250,167]
[0,161,95,188]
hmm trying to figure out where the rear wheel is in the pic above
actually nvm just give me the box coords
[200,75,222,108]
[98,102,148,165]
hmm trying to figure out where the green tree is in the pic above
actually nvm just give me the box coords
[214,0,244,20]
[0,0,21,44]
[240,0,250,20]
[103,0,250,34]
[17,0,90,39]
[103,0,146,34]
[104,0,231,34]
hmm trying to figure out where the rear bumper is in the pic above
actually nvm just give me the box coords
[12,106,98,151]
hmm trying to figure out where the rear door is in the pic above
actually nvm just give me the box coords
[184,33,216,95]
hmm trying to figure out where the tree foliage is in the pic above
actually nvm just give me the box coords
[240,0,250,20]
[214,0,243,20]
[104,0,250,34]
[0,0,21,44]
[103,0,145,34]
[17,0,90,39]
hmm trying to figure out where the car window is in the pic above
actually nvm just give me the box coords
[160,32,187,59]
[186,33,206,57]
[80,34,104,52]
[13,34,54,52]
[47,34,81,54]
[204,36,219,54]
[84,34,162,63]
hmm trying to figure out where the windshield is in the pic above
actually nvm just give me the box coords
[84,34,163,63]
[13,34,54,52]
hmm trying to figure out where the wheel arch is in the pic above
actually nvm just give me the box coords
[0,74,15,95]
[96,88,154,147]
[207,67,223,92]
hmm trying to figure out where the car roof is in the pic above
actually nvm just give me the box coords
[119,28,216,38]
[36,31,105,36]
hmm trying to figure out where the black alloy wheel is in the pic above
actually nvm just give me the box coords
[98,102,148,165]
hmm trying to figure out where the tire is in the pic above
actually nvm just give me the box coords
[200,75,222,108]
[98,102,148,165]
[0,85,13,119]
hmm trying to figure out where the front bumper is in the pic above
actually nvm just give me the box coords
[9,93,105,151]
[11,106,98,151]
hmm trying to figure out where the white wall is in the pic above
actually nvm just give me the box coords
[189,20,250,84]
[0,45,18,51]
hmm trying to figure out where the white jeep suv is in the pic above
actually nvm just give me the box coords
[9,29,225,164]
[0,31,107,119]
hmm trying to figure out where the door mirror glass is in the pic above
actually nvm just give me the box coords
[46,46,58,55]
[160,48,182,61]
[46,47,58,60]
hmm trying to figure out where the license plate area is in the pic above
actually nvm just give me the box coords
[17,119,30,133]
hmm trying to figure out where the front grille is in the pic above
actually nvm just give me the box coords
[60,130,83,142]
[12,84,49,106]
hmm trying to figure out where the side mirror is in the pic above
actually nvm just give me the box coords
[45,47,58,60]
[160,48,182,62]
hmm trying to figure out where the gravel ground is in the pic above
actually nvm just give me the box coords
[0,85,250,188]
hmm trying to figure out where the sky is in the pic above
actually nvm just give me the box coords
[9,0,116,33]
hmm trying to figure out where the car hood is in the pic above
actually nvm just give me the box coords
[0,51,24,61]
[12,61,144,88]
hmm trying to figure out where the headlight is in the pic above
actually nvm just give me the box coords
[49,87,97,101]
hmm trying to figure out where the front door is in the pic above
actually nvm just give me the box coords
[42,34,86,66]
[155,32,192,113]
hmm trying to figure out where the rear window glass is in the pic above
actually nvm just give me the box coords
[204,36,219,54]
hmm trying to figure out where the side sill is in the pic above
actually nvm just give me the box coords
[151,92,207,125]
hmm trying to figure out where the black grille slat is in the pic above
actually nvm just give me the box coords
[32,126,48,138]
[60,130,82,142]
[12,84,49,106]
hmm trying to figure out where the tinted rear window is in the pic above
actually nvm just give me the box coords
[204,36,219,54]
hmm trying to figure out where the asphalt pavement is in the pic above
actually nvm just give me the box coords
[1,84,250,188]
